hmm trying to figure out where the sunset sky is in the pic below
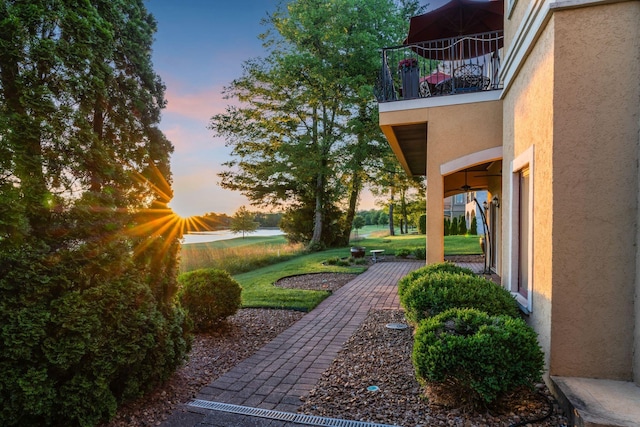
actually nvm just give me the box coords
[146,0,379,217]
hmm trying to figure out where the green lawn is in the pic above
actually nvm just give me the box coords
[233,249,366,311]
[178,231,481,311]
[444,235,483,255]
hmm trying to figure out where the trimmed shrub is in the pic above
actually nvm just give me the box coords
[400,271,519,323]
[0,244,190,427]
[397,262,475,298]
[413,247,426,260]
[178,269,242,332]
[395,248,412,258]
[419,214,426,234]
[324,257,341,265]
[413,308,544,408]
[470,216,478,235]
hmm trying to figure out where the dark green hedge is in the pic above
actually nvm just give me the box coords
[413,308,544,407]
[397,262,475,298]
[0,243,190,426]
[178,269,242,332]
[400,271,520,323]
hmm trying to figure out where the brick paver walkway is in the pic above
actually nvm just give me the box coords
[162,261,422,427]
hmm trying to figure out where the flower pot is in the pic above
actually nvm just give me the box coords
[401,67,420,99]
[350,247,366,258]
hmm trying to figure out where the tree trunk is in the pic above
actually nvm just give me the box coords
[401,188,409,234]
[341,166,364,246]
[388,190,395,236]
[310,175,324,247]
[309,107,324,248]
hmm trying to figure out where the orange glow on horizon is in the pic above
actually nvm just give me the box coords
[126,163,214,259]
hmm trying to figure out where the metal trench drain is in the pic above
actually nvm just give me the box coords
[187,399,401,427]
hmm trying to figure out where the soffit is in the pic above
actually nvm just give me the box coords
[392,123,427,176]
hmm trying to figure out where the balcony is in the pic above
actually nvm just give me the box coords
[374,31,503,103]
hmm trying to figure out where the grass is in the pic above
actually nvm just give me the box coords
[179,235,303,274]
[444,234,483,255]
[178,229,482,312]
[233,250,367,311]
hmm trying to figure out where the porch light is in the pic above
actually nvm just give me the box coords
[492,195,500,207]
[483,200,489,211]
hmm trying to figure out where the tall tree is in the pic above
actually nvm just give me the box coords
[0,2,188,425]
[211,0,416,249]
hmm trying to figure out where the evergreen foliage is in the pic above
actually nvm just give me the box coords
[413,308,544,407]
[451,217,459,235]
[397,262,475,297]
[458,215,468,235]
[0,2,189,425]
[178,269,242,332]
[470,216,478,235]
[400,272,520,323]
[419,214,426,234]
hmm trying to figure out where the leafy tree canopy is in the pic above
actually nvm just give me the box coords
[210,0,421,248]
[230,206,260,238]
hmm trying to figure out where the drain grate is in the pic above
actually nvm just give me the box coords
[187,399,402,427]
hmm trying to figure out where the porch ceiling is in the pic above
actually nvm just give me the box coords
[392,123,427,176]
[443,163,499,197]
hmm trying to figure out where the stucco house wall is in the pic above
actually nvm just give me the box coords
[503,0,640,380]
[549,2,639,380]
[502,13,555,371]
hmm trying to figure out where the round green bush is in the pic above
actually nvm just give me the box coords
[413,308,544,408]
[412,247,426,260]
[395,248,412,258]
[400,271,519,323]
[397,262,475,298]
[178,269,242,331]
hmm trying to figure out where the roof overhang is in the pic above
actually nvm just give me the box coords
[382,122,427,176]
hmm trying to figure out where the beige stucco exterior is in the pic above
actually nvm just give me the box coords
[502,0,640,379]
[380,0,640,387]
[381,98,502,264]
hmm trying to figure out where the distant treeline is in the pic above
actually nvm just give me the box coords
[186,211,283,232]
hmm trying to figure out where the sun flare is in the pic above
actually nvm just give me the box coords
[125,164,212,258]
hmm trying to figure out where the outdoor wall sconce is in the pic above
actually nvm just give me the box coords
[483,200,489,211]
[492,195,500,208]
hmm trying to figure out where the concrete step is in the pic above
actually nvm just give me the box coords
[551,376,640,427]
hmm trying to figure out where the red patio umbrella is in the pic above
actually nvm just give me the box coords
[421,71,451,84]
[406,0,504,60]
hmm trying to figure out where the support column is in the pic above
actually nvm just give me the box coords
[426,170,444,264]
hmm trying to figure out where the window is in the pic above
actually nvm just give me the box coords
[510,146,534,313]
[517,168,530,298]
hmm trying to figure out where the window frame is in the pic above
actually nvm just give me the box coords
[509,146,534,313]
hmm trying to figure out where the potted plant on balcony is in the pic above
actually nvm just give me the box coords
[398,57,419,99]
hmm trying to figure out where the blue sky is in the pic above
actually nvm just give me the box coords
[145,0,280,217]
[146,0,379,217]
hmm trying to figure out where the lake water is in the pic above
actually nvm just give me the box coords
[182,229,284,245]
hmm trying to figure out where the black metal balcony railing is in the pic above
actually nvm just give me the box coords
[374,31,504,102]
